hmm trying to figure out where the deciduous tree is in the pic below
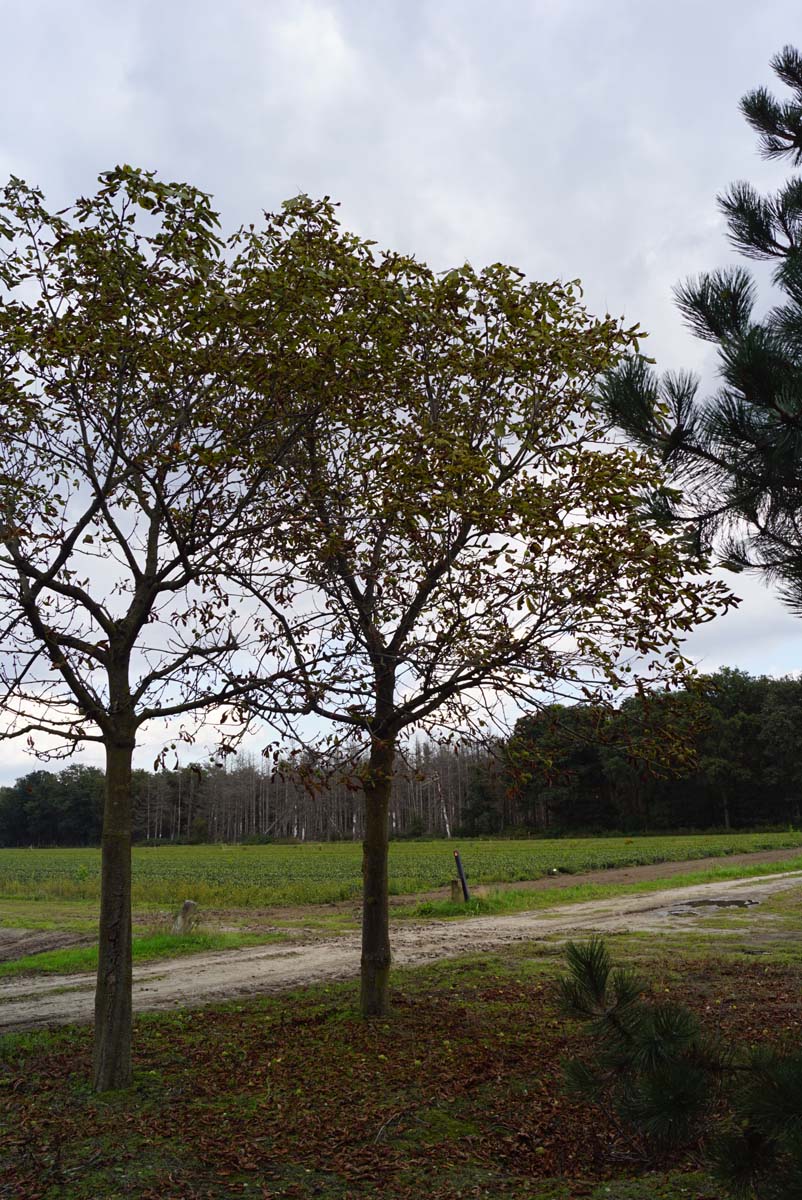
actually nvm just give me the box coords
[0,168,311,1089]
[240,202,735,1016]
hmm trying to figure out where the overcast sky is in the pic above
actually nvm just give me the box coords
[1,0,801,780]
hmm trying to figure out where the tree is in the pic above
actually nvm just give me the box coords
[509,687,714,833]
[0,168,312,1090]
[561,939,802,1197]
[460,756,507,835]
[693,669,766,830]
[0,764,105,846]
[759,676,802,825]
[0,769,59,845]
[509,703,614,832]
[239,202,734,1016]
[599,46,802,613]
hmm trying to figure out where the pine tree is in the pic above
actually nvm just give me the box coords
[600,47,802,613]
[560,940,802,1197]
[559,939,721,1158]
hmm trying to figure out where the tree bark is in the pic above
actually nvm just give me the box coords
[93,735,134,1092]
[360,735,395,1017]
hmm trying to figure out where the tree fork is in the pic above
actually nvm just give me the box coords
[93,735,134,1092]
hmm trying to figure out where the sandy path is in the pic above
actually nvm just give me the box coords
[2,870,800,1033]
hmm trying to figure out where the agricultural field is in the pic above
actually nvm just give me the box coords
[2,831,802,908]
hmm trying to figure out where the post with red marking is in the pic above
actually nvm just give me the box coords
[454,850,470,902]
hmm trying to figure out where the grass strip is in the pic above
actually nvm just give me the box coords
[399,855,802,918]
[0,929,285,978]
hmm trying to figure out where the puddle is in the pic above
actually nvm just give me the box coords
[669,898,760,916]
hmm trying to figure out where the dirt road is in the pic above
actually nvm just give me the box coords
[2,870,800,1033]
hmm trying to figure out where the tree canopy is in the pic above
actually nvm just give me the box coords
[0,167,319,1089]
[236,199,734,1015]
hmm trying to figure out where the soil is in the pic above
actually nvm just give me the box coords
[0,929,94,963]
[1,865,800,1033]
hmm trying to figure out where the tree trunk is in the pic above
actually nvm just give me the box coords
[360,736,395,1017]
[93,736,134,1092]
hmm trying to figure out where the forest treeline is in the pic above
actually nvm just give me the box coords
[1,668,800,847]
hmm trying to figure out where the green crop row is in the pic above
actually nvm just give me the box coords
[1,831,801,909]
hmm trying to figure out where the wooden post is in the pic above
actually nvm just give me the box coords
[453,850,470,901]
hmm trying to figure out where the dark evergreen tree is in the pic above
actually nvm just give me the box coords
[759,676,802,825]
[0,765,104,845]
[460,768,505,835]
[508,671,802,833]
[511,704,614,832]
[600,47,802,613]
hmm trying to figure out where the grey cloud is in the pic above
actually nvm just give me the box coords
[2,0,802,780]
